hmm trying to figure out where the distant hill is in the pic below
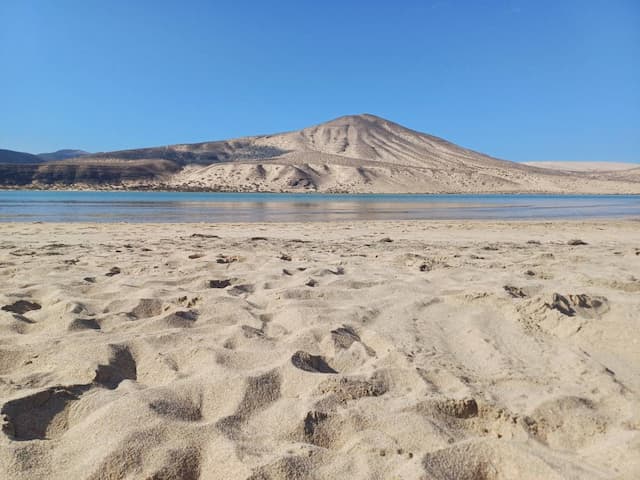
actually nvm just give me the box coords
[1,114,639,193]
[0,149,43,164]
[37,149,90,161]
[524,161,639,172]
[0,148,90,164]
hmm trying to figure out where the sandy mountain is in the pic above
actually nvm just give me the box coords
[1,114,639,193]
[167,114,640,193]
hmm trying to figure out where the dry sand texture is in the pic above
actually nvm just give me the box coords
[0,221,639,479]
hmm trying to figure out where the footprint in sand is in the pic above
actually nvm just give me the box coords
[216,370,281,439]
[105,267,121,277]
[1,300,41,315]
[68,318,101,331]
[546,293,609,318]
[1,385,90,440]
[93,344,138,389]
[161,310,199,328]
[130,298,164,319]
[330,325,376,356]
[503,285,527,298]
[240,325,266,339]
[228,284,254,296]
[148,391,202,422]
[2,345,136,440]
[291,351,338,374]
[207,279,231,289]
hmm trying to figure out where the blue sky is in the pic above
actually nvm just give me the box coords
[1,0,638,162]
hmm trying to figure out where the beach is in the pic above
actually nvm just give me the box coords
[0,220,639,479]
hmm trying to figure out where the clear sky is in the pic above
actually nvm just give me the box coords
[1,0,638,162]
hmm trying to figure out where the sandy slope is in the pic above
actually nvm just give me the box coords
[0,221,639,479]
[162,116,640,193]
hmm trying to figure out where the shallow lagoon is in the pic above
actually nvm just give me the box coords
[0,191,638,222]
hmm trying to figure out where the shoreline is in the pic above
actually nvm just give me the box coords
[1,186,640,196]
[2,218,640,225]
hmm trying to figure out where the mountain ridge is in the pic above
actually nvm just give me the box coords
[37,149,90,161]
[1,114,639,193]
[0,149,44,165]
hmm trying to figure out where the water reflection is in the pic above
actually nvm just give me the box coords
[0,192,638,222]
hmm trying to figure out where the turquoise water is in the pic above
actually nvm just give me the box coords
[0,191,638,222]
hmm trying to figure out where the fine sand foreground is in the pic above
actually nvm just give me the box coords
[0,221,639,479]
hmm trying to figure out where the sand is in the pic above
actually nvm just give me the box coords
[0,220,639,479]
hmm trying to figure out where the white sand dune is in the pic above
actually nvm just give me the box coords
[0,220,639,479]
[524,162,640,172]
